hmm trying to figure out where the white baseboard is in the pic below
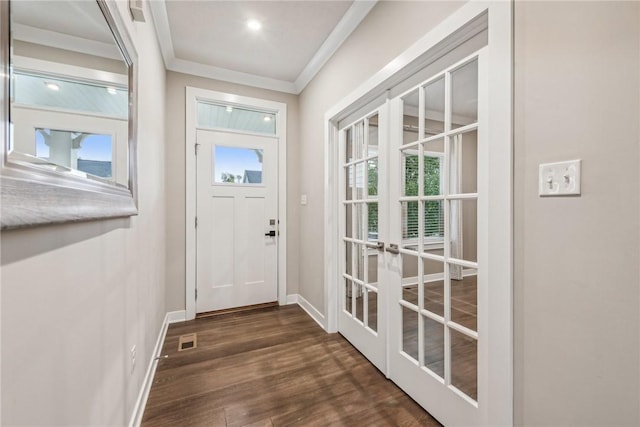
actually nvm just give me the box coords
[128,310,185,427]
[286,294,299,305]
[294,294,326,331]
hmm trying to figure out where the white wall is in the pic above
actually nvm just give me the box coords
[164,71,300,312]
[513,2,640,425]
[0,1,167,424]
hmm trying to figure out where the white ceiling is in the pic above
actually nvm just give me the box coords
[150,0,377,94]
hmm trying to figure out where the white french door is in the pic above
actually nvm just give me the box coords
[338,106,388,371]
[338,48,490,426]
[196,129,278,313]
[387,50,486,426]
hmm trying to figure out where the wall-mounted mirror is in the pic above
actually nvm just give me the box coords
[1,0,138,229]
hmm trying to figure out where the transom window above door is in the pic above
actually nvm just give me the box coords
[197,101,276,135]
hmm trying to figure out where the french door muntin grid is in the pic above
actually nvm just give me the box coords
[397,54,479,403]
[342,113,379,333]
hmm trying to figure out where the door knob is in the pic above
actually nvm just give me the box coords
[265,230,276,237]
[385,244,399,254]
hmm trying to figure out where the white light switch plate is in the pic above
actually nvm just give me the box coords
[538,160,581,196]
[300,194,308,205]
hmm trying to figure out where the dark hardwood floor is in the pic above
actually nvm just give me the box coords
[142,305,441,427]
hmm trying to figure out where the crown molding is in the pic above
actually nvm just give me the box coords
[149,0,377,95]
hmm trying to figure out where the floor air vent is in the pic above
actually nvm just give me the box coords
[178,333,197,351]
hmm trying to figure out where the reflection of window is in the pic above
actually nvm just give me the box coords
[214,145,263,184]
[403,154,444,243]
[35,128,113,179]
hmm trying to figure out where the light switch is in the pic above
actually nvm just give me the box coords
[538,160,581,196]
[300,194,308,205]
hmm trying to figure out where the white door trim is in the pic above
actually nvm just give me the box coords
[186,87,287,320]
[324,1,512,425]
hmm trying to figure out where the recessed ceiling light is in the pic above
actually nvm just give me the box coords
[106,87,117,95]
[247,19,262,31]
[226,106,233,113]
[263,115,272,122]
[45,82,60,91]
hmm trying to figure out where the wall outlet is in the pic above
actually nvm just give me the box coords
[130,345,136,374]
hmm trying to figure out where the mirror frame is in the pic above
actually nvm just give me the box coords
[1,0,138,230]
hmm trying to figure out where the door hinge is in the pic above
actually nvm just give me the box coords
[195,143,200,155]
[195,216,198,228]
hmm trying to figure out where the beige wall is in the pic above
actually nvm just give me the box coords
[513,2,640,425]
[298,0,466,311]
[164,71,300,311]
[0,2,167,425]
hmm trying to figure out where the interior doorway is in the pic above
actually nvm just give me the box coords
[326,3,512,426]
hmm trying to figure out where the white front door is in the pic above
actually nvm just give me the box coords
[196,129,278,313]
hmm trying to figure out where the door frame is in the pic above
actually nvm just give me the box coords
[324,1,512,425]
[185,87,287,320]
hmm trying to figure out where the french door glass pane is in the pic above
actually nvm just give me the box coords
[345,165,354,200]
[423,259,444,317]
[401,201,419,249]
[345,128,353,163]
[450,328,477,401]
[344,278,352,312]
[402,306,419,361]
[345,204,353,238]
[354,243,365,281]
[402,150,419,197]
[423,200,444,241]
[354,121,365,161]
[402,253,419,305]
[402,90,420,144]
[423,315,445,378]
[450,269,477,332]
[368,290,378,332]
[355,162,366,200]
[451,59,478,130]
[449,199,477,263]
[449,130,478,195]
[423,155,443,196]
[367,202,378,242]
[355,284,364,322]
[424,77,445,136]
[368,114,379,157]
[368,252,378,285]
[368,159,378,197]
[345,242,352,276]
[354,203,364,241]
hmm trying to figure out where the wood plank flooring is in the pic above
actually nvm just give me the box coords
[142,305,441,427]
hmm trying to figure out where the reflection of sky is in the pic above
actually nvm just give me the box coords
[214,146,262,182]
[35,131,112,161]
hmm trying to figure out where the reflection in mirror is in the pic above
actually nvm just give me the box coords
[9,0,130,187]
[2,0,138,229]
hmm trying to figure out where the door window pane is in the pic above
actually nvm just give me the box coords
[355,284,364,322]
[451,60,478,130]
[402,306,419,361]
[401,201,419,249]
[423,316,444,378]
[402,90,419,144]
[449,131,477,194]
[449,199,477,263]
[423,259,444,317]
[367,114,379,157]
[367,202,378,242]
[450,329,477,401]
[424,77,445,136]
[368,158,378,197]
[368,290,378,332]
[402,150,419,197]
[450,268,477,332]
[214,146,263,184]
[198,102,276,135]
[402,253,419,306]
